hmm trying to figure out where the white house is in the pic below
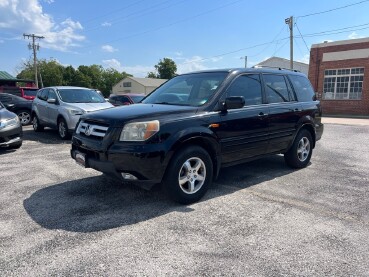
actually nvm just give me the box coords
[254,57,309,76]
[112,77,167,95]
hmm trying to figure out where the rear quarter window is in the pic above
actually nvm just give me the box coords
[289,75,316,102]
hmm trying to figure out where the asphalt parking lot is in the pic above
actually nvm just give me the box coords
[1,122,369,276]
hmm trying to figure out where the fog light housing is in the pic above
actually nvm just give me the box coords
[121,173,138,180]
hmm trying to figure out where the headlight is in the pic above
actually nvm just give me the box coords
[0,116,20,130]
[69,109,84,116]
[120,120,160,141]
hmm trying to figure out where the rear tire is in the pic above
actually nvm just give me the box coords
[162,146,213,204]
[58,118,70,140]
[284,129,313,168]
[32,115,44,132]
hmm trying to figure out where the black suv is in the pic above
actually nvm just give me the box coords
[71,68,323,204]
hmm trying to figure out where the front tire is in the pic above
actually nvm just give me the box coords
[284,129,313,168]
[58,118,70,140]
[162,146,213,204]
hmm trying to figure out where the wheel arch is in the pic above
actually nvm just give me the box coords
[165,133,221,180]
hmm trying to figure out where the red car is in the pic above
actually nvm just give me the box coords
[0,86,38,100]
[108,93,145,106]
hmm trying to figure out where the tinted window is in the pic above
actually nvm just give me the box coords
[2,87,21,97]
[118,96,130,103]
[39,89,49,101]
[23,88,38,96]
[289,75,316,102]
[226,74,262,106]
[0,94,12,104]
[263,74,292,103]
[130,96,144,103]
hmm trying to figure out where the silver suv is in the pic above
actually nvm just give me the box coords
[32,86,113,139]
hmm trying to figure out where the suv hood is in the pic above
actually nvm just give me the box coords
[81,103,198,126]
[69,102,113,112]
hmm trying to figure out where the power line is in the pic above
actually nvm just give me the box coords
[294,22,310,52]
[296,0,369,18]
[296,22,369,37]
[81,0,245,49]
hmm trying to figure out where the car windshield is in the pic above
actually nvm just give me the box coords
[23,88,38,96]
[142,72,228,106]
[130,96,145,103]
[0,101,4,109]
[57,88,106,103]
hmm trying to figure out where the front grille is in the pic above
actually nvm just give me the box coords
[76,120,109,139]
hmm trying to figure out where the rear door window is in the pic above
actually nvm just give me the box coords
[263,74,294,103]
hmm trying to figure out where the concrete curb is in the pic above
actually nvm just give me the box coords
[322,117,369,126]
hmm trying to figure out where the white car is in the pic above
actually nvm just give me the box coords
[31,86,113,139]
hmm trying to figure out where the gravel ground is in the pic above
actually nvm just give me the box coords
[0,124,368,276]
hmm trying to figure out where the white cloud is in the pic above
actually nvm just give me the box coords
[101,44,118,53]
[176,55,222,74]
[348,32,363,39]
[43,0,54,3]
[101,22,112,27]
[102,59,153,77]
[0,0,85,51]
[297,54,310,64]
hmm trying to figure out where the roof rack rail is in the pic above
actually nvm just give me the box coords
[251,65,300,72]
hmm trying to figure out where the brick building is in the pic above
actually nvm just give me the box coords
[308,38,369,116]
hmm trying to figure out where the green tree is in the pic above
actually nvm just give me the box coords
[62,66,76,86]
[17,58,64,87]
[154,58,177,79]
[146,71,158,78]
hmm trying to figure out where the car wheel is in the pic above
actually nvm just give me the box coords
[17,110,31,125]
[162,146,213,204]
[58,118,70,140]
[32,115,44,132]
[8,141,22,149]
[284,129,313,168]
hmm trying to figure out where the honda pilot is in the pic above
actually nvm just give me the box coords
[71,68,324,204]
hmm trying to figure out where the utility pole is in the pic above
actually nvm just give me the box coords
[23,33,44,88]
[240,56,247,68]
[285,16,293,70]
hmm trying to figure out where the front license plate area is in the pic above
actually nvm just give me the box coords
[75,151,86,167]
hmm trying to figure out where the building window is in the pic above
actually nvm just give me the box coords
[123,82,131,87]
[323,68,364,100]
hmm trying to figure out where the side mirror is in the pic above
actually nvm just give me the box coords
[47,98,57,104]
[221,96,245,110]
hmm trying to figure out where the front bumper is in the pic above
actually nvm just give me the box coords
[71,134,170,190]
[0,124,23,147]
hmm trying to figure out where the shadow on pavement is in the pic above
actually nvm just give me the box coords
[24,155,295,233]
[22,126,71,145]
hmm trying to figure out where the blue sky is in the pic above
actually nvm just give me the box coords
[1,0,369,77]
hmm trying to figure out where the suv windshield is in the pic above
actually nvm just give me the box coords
[58,89,105,103]
[142,72,228,106]
[23,88,38,97]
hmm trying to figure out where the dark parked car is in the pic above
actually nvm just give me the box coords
[0,93,33,125]
[0,100,22,149]
[71,68,324,204]
[108,93,145,106]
